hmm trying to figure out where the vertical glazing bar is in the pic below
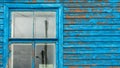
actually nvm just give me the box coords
[33,11,35,38]
[32,42,35,68]
[32,11,35,68]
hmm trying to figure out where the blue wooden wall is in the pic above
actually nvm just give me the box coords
[1,0,120,68]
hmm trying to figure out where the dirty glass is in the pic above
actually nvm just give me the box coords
[34,12,56,38]
[35,43,56,68]
[9,44,32,68]
[10,11,56,68]
[11,11,56,38]
[11,12,33,38]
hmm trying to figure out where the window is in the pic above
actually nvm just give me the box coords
[9,43,55,68]
[8,11,59,68]
[11,11,56,38]
[5,4,63,68]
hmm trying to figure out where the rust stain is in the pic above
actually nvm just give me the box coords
[97,22,106,25]
[70,0,73,2]
[70,9,86,12]
[109,66,120,68]
[83,66,90,68]
[64,56,66,59]
[104,0,108,2]
[118,28,120,30]
[48,0,55,2]
[66,15,72,18]
[78,42,87,45]
[44,0,47,2]
[70,22,75,24]
[78,42,84,44]
[75,34,80,37]
[76,0,79,3]
[86,47,92,50]
[89,16,94,18]
[98,0,103,2]
[106,15,114,18]
[74,9,86,12]
[32,0,36,3]
[118,9,120,12]
[71,49,75,52]
[52,0,56,2]
[86,54,90,56]
[97,4,102,6]
[69,66,78,68]
[66,15,86,18]
[115,54,119,56]
[91,64,97,66]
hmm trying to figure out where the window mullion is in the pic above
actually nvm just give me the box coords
[33,11,35,38]
[9,38,58,43]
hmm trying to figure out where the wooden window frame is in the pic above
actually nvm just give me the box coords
[4,4,63,68]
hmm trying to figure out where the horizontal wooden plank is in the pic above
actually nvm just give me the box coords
[65,13,120,19]
[64,2,120,7]
[63,41,120,47]
[64,37,120,42]
[61,0,120,3]
[4,0,56,2]
[64,7,120,13]
[64,47,120,54]
[64,59,120,66]
[64,25,120,31]
[64,53,120,60]
[64,47,120,53]
[64,66,120,68]
[64,19,120,25]
[64,31,120,37]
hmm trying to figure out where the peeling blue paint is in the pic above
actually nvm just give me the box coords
[0,0,120,68]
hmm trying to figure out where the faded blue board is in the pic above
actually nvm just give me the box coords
[63,1,120,68]
[0,2,4,67]
[4,0,58,3]
[1,0,120,68]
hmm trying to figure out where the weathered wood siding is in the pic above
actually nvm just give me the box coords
[1,0,120,68]
[63,0,120,68]
[0,3,4,67]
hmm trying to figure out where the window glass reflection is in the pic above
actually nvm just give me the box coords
[9,44,32,68]
[11,12,33,38]
[35,43,55,68]
[11,11,56,38]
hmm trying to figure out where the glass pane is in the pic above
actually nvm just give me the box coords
[11,12,33,38]
[34,12,56,38]
[35,43,56,68]
[9,44,32,68]
[11,11,56,38]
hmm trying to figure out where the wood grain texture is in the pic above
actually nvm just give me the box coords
[1,0,120,68]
